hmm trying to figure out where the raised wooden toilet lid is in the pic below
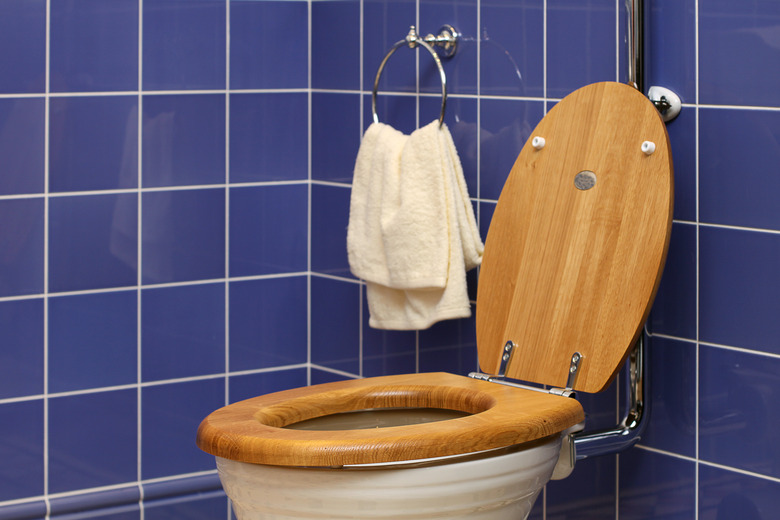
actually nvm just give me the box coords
[197,82,673,467]
[477,81,673,393]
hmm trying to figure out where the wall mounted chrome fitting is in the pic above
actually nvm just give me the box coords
[648,86,682,123]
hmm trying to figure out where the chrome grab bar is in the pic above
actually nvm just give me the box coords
[572,332,649,460]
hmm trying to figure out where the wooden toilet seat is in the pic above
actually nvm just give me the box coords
[197,82,673,469]
[197,372,585,467]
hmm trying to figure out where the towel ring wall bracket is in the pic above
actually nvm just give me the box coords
[372,25,461,128]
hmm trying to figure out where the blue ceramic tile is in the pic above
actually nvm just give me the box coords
[0,299,43,399]
[0,500,47,520]
[700,0,780,107]
[0,0,45,94]
[141,188,224,284]
[700,346,780,479]
[479,98,544,201]
[0,197,44,297]
[50,0,138,92]
[419,0,479,96]
[362,287,417,377]
[142,94,225,188]
[55,507,140,520]
[478,201,496,243]
[418,313,477,376]
[0,97,45,195]
[545,455,616,519]
[363,94,417,135]
[546,0,616,98]
[49,390,137,493]
[419,96,479,198]
[311,184,352,278]
[230,0,308,90]
[0,400,43,502]
[311,276,360,375]
[142,473,222,502]
[312,93,361,183]
[699,464,780,520]
[578,375,619,431]
[229,277,308,372]
[646,0,696,104]
[480,0,544,97]
[229,185,307,277]
[700,109,780,231]
[142,283,224,382]
[230,93,308,183]
[649,223,696,339]
[49,485,140,519]
[700,227,780,354]
[49,193,137,292]
[310,368,355,385]
[144,493,227,520]
[49,96,138,193]
[49,291,137,393]
[666,108,696,222]
[229,368,308,404]
[142,378,224,479]
[143,0,226,91]
[619,449,695,520]
[362,0,416,94]
[641,337,696,457]
[311,1,360,90]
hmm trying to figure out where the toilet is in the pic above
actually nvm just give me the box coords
[197,81,673,519]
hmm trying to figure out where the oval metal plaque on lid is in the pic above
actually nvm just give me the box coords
[476,82,673,394]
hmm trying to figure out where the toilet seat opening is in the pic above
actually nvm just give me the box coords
[254,384,495,429]
[284,407,473,431]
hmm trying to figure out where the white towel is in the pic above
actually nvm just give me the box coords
[347,120,483,330]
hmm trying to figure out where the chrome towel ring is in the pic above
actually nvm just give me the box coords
[372,25,460,128]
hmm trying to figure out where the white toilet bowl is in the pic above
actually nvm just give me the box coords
[216,436,561,519]
[197,82,674,520]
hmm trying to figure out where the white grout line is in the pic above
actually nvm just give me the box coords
[306,0,313,389]
[636,444,780,485]
[136,0,145,514]
[309,364,361,380]
[224,0,232,414]
[694,1,701,517]
[43,1,51,516]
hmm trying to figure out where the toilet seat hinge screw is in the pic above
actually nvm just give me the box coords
[497,340,516,378]
[550,352,583,398]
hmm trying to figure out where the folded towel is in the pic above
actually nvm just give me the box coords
[347,120,483,330]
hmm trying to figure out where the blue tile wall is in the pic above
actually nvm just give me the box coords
[49,96,138,192]
[49,291,137,392]
[141,283,225,382]
[0,0,46,95]
[0,97,45,195]
[1,0,778,518]
[0,299,44,399]
[50,0,139,93]
[48,390,138,493]
[142,0,226,91]
[142,94,225,188]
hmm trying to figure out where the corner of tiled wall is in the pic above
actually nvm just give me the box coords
[1,0,312,518]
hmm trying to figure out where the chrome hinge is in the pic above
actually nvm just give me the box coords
[469,344,583,399]
[548,352,583,398]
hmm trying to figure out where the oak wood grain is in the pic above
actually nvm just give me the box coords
[476,82,673,393]
[197,372,584,466]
